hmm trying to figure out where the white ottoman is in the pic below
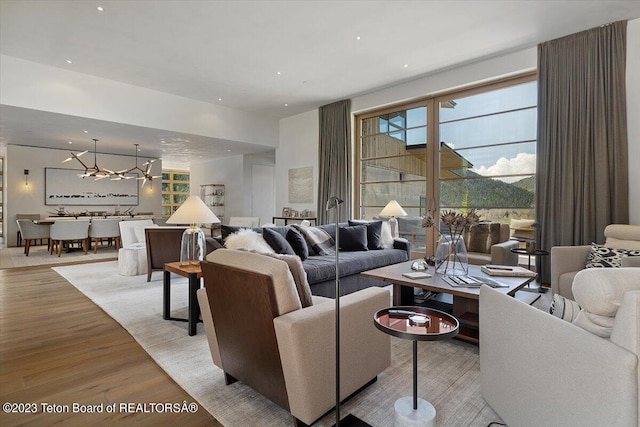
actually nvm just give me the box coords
[118,246,148,276]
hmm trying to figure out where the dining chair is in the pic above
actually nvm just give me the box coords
[50,221,90,257]
[89,219,122,253]
[16,219,50,256]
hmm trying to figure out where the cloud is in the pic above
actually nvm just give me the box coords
[472,152,536,183]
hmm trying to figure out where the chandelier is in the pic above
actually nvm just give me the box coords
[111,143,161,187]
[62,138,115,180]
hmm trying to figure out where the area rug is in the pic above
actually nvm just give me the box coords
[0,245,117,269]
[53,261,503,427]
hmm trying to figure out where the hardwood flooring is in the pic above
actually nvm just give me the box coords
[0,265,223,426]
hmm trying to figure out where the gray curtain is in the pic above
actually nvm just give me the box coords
[317,99,352,224]
[536,21,629,284]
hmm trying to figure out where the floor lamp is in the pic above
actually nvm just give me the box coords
[327,196,371,427]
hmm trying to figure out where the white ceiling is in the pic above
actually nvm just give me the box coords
[1,0,639,166]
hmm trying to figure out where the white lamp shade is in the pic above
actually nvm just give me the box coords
[379,200,408,217]
[166,195,220,225]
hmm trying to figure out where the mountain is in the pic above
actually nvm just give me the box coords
[511,175,536,192]
[441,172,534,208]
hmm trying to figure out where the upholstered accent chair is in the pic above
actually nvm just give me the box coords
[551,224,640,299]
[144,226,185,281]
[49,220,90,256]
[198,249,391,427]
[16,219,50,256]
[462,223,519,266]
[117,219,155,276]
[480,268,640,427]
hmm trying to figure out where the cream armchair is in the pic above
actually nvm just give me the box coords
[551,224,640,299]
[462,223,519,266]
[480,268,640,427]
[198,249,391,427]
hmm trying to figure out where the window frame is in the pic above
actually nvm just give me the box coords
[161,169,190,216]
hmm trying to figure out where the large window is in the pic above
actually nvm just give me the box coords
[356,74,536,257]
[161,170,190,216]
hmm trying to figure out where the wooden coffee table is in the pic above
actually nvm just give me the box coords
[362,261,538,344]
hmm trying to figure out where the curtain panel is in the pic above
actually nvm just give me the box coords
[536,21,629,283]
[317,99,352,224]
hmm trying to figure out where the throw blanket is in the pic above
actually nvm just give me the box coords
[292,225,335,256]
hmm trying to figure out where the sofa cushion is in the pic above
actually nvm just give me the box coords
[549,294,581,322]
[221,224,289,240]
[572,267,640,337]
[585,242,640,268]
[303,249,408,285]
[339,225,368,251]
[224,229,275,254]
[263,227,295,255]
[286,227,309,261]
[349,220,383,250]
[293,225,335,256]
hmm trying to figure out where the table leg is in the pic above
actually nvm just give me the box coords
[413,340,418,410]
[188,272,199,336]
[163,270,171,320]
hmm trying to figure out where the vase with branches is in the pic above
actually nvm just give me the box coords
[421,208,479,275]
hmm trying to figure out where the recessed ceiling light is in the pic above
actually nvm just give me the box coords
[284,103,288,107]
[97,6,104,12]
[276,71,281,75]
[356,36,361,40]
[227,149,231,152]
[66,60,72,64]
[83,130,88,133]
[404,64,409,68]
[218,98,222,101]
[68,141,73,144]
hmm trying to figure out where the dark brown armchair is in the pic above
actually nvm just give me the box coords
[144,227,186,281]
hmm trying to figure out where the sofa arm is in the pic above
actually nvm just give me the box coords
[273,287,391,426]
[393,237,411,256]
[550,245,591,294]
[490,240,519,266]
[622,256,640,268]
[479,286,638,427]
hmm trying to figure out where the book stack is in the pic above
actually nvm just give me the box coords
[481,264,537,277]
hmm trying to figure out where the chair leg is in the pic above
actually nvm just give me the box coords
[57,241,63,257]
[94,238,99,254]
[83,238,88,254]
[25,240,31,256]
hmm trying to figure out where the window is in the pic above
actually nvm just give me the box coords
[356,73,536,257]
[162,170,190,216]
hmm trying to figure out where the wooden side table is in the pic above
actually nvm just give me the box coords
[163,262,203,336]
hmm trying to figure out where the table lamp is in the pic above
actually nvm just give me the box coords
[380,200,407,239]
[166,195,220,265]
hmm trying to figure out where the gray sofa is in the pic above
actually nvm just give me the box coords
[220,223,411,298]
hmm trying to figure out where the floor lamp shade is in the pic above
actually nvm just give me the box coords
[380,200,407,239]
[166,195,220,264]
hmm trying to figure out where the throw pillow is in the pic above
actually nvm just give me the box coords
[380,220,394,249]
[224,229,275,254]
[585,243,640,268]
[549,293,581,322]
[263,252,313,308]
[464,223,500,254]
[205,237,223,254]
[349,220,383,250]
[286,227,309,261]
[221,224,262,240]
[339,225,369,251]
[292,225,335,256]
[263,227,295,255]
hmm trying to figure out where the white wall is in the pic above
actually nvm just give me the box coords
[627,19,640,225]
[277,110,319,218]
[5,145,161,246]
[0,55,279,147]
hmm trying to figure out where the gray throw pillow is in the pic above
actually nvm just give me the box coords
[339,225,369,251]
[263,227,295,255]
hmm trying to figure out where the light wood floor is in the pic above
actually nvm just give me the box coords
[0,265,223,426]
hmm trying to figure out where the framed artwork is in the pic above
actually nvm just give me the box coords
[282,207,291,217]
[290,209,299,218]
[45,167,139,206]
[288,167,313,203]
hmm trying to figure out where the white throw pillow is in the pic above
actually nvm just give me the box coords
[224,229,275,254]
[133,223,158,244]
[381,220,394,249]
